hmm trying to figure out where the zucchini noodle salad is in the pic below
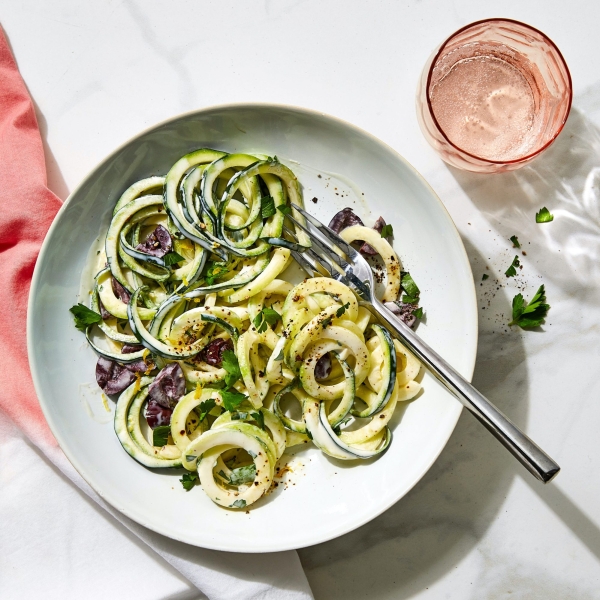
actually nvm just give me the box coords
[70,149,425,510]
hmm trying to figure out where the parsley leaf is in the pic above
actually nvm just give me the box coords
[509,284,550,328]
[197,398,216,421]
[505,255,521,277]
[401,272,420,299]
[261,195,276,219]
[229,464,256,486]
[536,207,554,223]
[253,307,282,334]
[413,307,424,319]
[250,411,265,430]
[509,235,521,248]
[380,223,394,238]
[277,204,291,215]
[321,315,333,329]
[482,274,489,281]
[163,251,185,266]
[180,472,199,491]
[221,389,247,412]
[69,303,102,332]
[222,349,241,388]
[335,302,351,318]
[153,425,171,447]
[204,261,229,285]
[231,499,247,508]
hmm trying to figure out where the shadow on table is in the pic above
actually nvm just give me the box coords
[300,107,600,599]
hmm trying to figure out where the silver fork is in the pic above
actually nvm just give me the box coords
[286,204,560,484]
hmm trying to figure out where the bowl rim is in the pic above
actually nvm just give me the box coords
[424,17,573,165]
[27,101,478,551]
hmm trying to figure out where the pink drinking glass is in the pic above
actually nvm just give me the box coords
[416,18,572,173]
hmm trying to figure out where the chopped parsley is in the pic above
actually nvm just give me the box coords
[228,464,256,486]
[180,472,199,491]
[412,307,424,319]
[277,204,291,216]
[380,223,394,238]
[221,389,247,412]
[401,271,420,304]
[250,411,265,430]
[253,307,282,334]
[536,207,554,223]
[509,285,550,328]
[335,302,351,318]
[509,235,521,248]
[222,349,241,388]
[505,255,520,277]
[204,261,229,285]
[231,499,247,508]
[197,398,216,422]
[152,425,170,447]
[482,274,489,281]
[69,303,102,332]
[163,251,185,266]
[261,195,276,219]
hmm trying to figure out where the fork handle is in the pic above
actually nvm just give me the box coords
[369,299,560,483]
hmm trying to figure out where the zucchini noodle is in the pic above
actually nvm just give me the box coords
[80,149,423,510]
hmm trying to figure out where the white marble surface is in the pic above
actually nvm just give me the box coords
[2,1,600,598]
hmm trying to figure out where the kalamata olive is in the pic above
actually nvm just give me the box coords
[148,363,186,409]
[111,277,131,304]
[327,207,364,233]
[197,338,234,367]
[359,216,388,256]
[145,399,173,428]
[95,357,136,395]
[314,353,332,380]
[135,224,172,258]
[384,301,418,329]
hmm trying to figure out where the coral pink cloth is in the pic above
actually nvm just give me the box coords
[0,25,62,444]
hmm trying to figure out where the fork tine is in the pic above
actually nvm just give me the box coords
[290,203,358,260]
[283,225,340,278]
[285,212,350,271]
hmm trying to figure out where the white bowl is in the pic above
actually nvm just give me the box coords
[28,103,477,552]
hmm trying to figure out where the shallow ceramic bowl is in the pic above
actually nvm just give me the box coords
[28,103,477,552]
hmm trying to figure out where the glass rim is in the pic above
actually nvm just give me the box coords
[425,17,573,165]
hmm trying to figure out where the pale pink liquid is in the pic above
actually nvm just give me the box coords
[430,55,536,161]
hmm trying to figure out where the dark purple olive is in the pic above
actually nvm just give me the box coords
[148,363,186,409]
[384,301,418,329]
[111,277,131,304]
[98,298,111,320]
[121,344,152,372]
[197,338,234,367]
[95,357,137,395]
[359,216,388,256]
[145,398,173,428]
[327,207,364,233]
[314,353,332,380]
[135,224,173,258]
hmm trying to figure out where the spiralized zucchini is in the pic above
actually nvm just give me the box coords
[82,149,423,510]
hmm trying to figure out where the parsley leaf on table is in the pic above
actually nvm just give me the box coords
[505,255,521,277]
[482,274,489,281]
[180,472,199,491]
[509,285,550,328]
[69,303,102,332]
[536,207,554,223]
[509,235,521,248]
